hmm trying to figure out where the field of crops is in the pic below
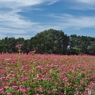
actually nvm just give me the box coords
[0,53,95,95]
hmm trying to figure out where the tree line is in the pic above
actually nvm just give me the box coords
[0,29,95,55]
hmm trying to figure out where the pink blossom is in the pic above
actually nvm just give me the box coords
[18,88,27,93]
[7,92,12,95]
[29,50,36,54]
[49,69,52,73]
[36,65,44,70]
[12,85,18,90]
[27,87,31,91]
[39,75,45,80]
[21,77,28,82]
[0,87,4,94]
[51,89,57,93]
[39,85,45,91]
[15,44,23,48]
[0,77,6,81]
[18,85,27,93]
[4,86,9,89]
[6,74,13,79]
[35,94,39,95]
[19,85,24,89]
[32,50,36,53]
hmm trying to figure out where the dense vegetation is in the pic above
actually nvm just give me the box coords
[1,54,95,95]
[0,29,95,55]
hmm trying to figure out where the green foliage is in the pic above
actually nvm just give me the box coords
[5,89,16,93]
[29,72,35,78]
[30,29,69,54]
[0,29,95,55]
[69,35,95,55]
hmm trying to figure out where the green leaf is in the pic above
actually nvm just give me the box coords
[5,89,16,93]
[30,72,35,78]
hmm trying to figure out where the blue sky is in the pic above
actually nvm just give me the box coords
[0,0,95,39]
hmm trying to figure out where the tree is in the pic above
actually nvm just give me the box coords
[30,29,69,54]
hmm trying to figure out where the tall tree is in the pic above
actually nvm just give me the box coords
[30,29,69,54]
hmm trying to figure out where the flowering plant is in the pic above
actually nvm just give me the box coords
[29,50,36,56]
[15,44,23,55]
[15,44,23,48]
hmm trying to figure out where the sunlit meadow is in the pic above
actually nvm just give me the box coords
[0,53,95,95]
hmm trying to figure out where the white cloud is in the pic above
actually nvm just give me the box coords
[0,0,95,39]
[0,0,60,39]
[68,0,95,10]
[74,0,95,4]
[0,0,60,9]
[0,12,33,28]
[48,14,95,30]
[47,0,60,5]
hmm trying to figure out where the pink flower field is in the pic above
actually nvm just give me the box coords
[0,53,95,95]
